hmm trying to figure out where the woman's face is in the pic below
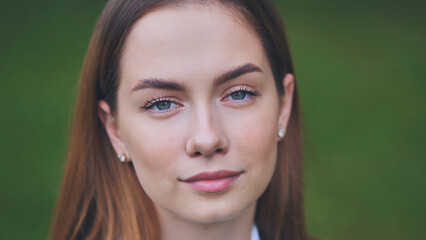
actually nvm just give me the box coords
[100,4,294,224]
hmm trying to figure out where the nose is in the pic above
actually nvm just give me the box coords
[185,107,228,158]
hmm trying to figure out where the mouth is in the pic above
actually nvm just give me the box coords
[180,170,243,193]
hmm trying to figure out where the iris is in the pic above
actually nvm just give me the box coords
[230,91,246,100]
[155,101,172,110]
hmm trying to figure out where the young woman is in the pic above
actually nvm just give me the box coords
[49,0,309,239]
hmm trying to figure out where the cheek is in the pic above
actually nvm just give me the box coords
[119,118,184,196]
[224,104,279,208]
[225,102,279,194]
[230,103,279,166]
[124,117,182,169]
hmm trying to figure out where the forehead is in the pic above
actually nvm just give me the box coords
[120,3,270,85]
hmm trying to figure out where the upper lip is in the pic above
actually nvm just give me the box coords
[180,170,243,182]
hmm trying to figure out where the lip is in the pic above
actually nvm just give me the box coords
[180,170,243,193]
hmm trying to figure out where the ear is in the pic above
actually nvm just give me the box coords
[98,100,129,161]
[277,73,295,139]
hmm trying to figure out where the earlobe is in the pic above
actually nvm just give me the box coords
[277,73,295,136]
[98,100,129,161]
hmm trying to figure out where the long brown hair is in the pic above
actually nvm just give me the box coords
[49,0,307,239]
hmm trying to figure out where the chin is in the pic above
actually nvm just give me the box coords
[184,210,239,225]
[180,199,253,225]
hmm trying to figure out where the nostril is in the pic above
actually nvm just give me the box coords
[215,149,223,153]
[194,151,202,156]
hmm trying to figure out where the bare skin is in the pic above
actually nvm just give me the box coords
[99,3,294,240]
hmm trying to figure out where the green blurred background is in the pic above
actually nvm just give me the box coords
[1,0,425,239]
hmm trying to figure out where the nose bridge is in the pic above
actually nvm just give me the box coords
[193,101,216,132]
[186,101,227,158]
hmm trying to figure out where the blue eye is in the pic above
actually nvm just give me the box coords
[224,87,261,102]
[142,97,179,112]
[154,100,173,110]
[230,91,247,100]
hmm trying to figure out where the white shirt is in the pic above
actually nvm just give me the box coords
[251,224,260,240]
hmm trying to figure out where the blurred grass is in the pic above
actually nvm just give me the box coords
[0,0,425,239]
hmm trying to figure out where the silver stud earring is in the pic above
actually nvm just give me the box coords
[278,129,285,138]
[118,153,127,162]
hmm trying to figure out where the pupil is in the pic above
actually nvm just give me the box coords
[157,101,171,110]
[231,91,246,100]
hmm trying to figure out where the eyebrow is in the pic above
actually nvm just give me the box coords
[213,63,263,86]
[131,78,185,92]
[131,63,263,92]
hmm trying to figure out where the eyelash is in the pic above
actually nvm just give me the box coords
[142,95,174,111]
[141,87,261,111]
[224,86,261,100]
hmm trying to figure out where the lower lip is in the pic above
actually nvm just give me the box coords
[185,176,239,193]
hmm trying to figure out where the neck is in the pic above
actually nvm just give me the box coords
[157,202,256,240]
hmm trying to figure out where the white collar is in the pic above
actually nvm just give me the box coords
[251,224,260,240]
